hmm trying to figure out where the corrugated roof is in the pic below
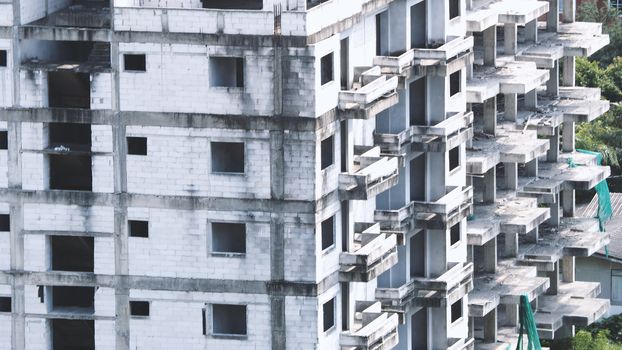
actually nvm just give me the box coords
[580,193,622,260]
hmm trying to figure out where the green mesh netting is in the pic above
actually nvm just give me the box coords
[576,149,613,233]
[515,295,542,350]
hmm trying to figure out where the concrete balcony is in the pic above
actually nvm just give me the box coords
[467,62,549,104]
[376,262,474,311]
[373,50,416,76]
[538,22,610,58]
[411,186,473,226]
[375,111,474,155]
[340,223,399,282]
[339,66,399,120]
[340,301,399,350]
[412,36,474,63]
[467,0,549,32]
[536,294,609,339]
[448,337,475,350]
[339,146,399,201]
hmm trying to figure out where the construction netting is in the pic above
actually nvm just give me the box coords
[576,150,612,246]
[515,294,542,350]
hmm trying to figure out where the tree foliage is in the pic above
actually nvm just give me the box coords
[577,0,622,66]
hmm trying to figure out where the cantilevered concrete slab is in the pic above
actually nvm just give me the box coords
[536,295,609,339]
[467,62,549,103]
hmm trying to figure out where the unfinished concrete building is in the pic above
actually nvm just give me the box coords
[0,0,611,349]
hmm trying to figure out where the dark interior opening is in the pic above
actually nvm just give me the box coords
[0,131,8,149]
[0,297,11,312]
[201,0,262,9]
[449,0,460,20]
[450,298,463,323]
[52,319,95,350]
[321,216,335,251]
[320,53,334,86]
[449,146,460,171]
[409,77,427,126]
[211,142,245,173]
[123,54,146,72]
[51,236,94,272]
[130,301,150,317]
[129,220,149,238]
[322,298,335,332]
[0,50,7,67]
[49,123,91,151]
[321,136,334,170]
[450,223,461,245]
[450,71,461,97]
[410,1,426,49]
[48,72,90,109]
[212,223,246,254]
[51,286,95,312]
[0,214,9,231]
[340,38,349,90]
[127,137,147,155]
[49,155,92,191]
[209,57,244,88]
[212,304,247,335]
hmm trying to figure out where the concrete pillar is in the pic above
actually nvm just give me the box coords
[388,0,410,55]
[562,56,575,87]
[504,232,518,258]
[562,189,575,217]
[547,60,559,97]
[483,167,496,204]
[504,163,518,190]
[547,128,560,162]
[525,19,538,44]
[547,0,560,32]
[525,158,538,177]
[525,89,537,110]
[483,96,497,136]
[467,244,474,263]
[504,93,517,122]
[484,25,497,66]
[483,309,498,343]
[483,237,497,273]
[549,194,561,227]
[504,23,517,55]
[547,261,560,295]
[562,0,575,23]
[562,121,575,152]
[526,227,539,244]
[562,256,576,283]
[504,304,519,327]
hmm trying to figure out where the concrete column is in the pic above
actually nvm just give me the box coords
[562,56,575,86]
[483,309,498,343]
[484,25,497,66]
[388,0,410,54]
[525,19,538,44]
[547,60,559,97]
[483,96,497,135]
[562,256,576,283]
[504,232,518,258]
[504,304,519,327]
[525,89,537,110]
[467,244,474,263]
[547,128,560,162]
[526,158,538,177]
[504,93,517,122]
[483,237,497,273]
[504,163,518,190]
[526,227,539,244]
[549,194,561,227]
[562,189,576,217]
[547,261,560,295]
[562,0,575,23]
[504,23,517,55]
[562,121,575,152]
[547,0,560,32]
[483,167,496,204]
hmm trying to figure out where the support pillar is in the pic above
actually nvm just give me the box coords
[547,0,559,32]
[562,56,575,87]
[562,0,575,23]
[562,189,575,217]
[525,19,538,44]
[547,60,559,97]
[504,162,517,190]
[547,128,560,162]
[483,237,497,273]
[484,25,497,66]
[504,232,518,258]
[504,93,517,122]
[504,304,519,327]
[549,194,560,227]
[525,89,537,110]
[525,158,538,177]
[547,261,560,295]
[483,96,496,135]
[483,167,496,204]
[526,227,539,244]
[504,23,517,55]
[483,309,498,343]
[562,121,575,152]
[562,256,576,283]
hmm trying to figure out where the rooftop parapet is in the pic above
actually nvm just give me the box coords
[376,261,474,311]
[339,222,398,283]
[340,301,399,350]
[339,146,399,201]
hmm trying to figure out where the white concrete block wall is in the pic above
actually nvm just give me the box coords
[21,122,45,150]
[285,296,319,349]
[0,232,9,270]
[0,4,13,26]
[95,320,116,350]
[128,208,271,280]
[282,50,315,117]
[0,40,13,107]
[125,126,271,198]
[23,204,115,233]
[91,125,113,153]
[283,133,316,201]
[316,285,340,350]
[316,204,341,282]
[315,122,339,199]
[94,237,115,275]
[91,73,113,110]
[24,285,46,314]
[95,287,116,317]
[24,318,47,350]
[19,70,47,108]
[283,219,316,282]
[118,43,274,115]
[313,36,340,117]
[128,290,271,350]
[0,316,10,350]
[21,152,45,191]
[23,234,47,272]
[92,155,114,193]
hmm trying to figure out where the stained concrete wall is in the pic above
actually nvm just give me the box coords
[577,256,622,316]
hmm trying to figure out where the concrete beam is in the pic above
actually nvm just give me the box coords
[484,25,497,66]
[505,93,517,122]
[484,96,497,135]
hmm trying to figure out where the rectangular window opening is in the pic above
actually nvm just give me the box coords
[449,0,461,19]
[450,71,461,97]
[320,53,334,86]
[449,146,460,171]
[0,297,10,312]
[450,298,463,323]
[0,131,7,150]
[212,222,246,254]
[51,286,95,313]
[48,72,91,109]
[124,54,146,72]
[209,57,244,88]
[52,319,94,350]
[51,236,94,272]
[127,137,147,156]
[323,297,335,332]
[0,50,6,67]
[321,216,335,251]
[0,214,9,231]
[321,136,334,170]
[450,223,461,246]
[129,220,149,238]
[49,155,92,191]
[201,0,263,9]
[49,123,92,150]
[211,142,245,174]
[212,304,247,336]
[130,301,150,317]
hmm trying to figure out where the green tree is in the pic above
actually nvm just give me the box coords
[577,0,622,66]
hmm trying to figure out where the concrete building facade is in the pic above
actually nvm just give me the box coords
[0,0,612,349]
